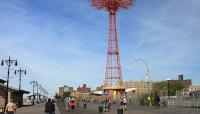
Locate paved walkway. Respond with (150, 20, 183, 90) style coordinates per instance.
(17, 103, 61, 114)
(56, 101, 98, 114)
(56, 101, 200, 114)
(16, 101, 200, 114)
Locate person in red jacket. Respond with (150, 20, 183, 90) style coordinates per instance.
(69, 100, 75, 111)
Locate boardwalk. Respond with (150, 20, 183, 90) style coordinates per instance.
(17, 103, 60, 114)
(56, 101, 98, 114)
(16, 101, 200, 114)
(56, 101, 200, 114)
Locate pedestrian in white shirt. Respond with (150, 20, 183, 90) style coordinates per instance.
(123, 96, 127, 110)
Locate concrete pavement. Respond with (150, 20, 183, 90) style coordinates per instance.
(56, 101, 200, 114)
(16, 101, 200, 114)
(56, 101, 98, 114)
(17, 102, 61, 114)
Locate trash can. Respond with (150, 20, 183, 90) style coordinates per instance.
(84, 103, 87, 108)
(99, 106, 103, 113)
(117, 108, 123, 114)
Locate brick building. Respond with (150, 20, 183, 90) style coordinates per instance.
(124, 80, 155, 95)
(59, 85, 73, 96)
(77, 84, 91, 93)
(59, 87, 64, 96)
(168, 74, 192, 88)
(96, 86, 103, 91)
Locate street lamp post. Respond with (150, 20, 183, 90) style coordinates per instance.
(39, 86, 43, 99)
(30, 81, 48, 103)
(134, 59, 150, 93)
(38, 84, 42, 102)
(30, 81, 37, 101)
(45, 90, 49, 98)
(14, 68, 26, 108)
(1, 56, 18, 110)
(134, 58, 151, 105)
(41, 87, 46, 100)
(35, 81, 39, 103)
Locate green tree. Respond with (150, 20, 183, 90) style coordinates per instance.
(152, 81, 183, 96)
(168, 82, 183, 96)
(63, 91, 71, 98)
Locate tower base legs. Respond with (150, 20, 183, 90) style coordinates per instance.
(103, 89, 125, 100)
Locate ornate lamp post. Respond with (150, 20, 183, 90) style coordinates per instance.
(14, 68, 26, 107)
(35, 81, 39, 103)
(30, 81, 37, 102)
(1, 56, 17, 110)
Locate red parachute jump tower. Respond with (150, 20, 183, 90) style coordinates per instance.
(90, 0, 135, 99)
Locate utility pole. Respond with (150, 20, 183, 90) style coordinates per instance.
(1, 56, 18, 110)
(14, 67, 26, 108)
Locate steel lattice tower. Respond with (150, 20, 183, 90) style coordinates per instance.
(90, 0, 135, 98)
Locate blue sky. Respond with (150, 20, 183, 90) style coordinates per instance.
(0, 0, 200, 95)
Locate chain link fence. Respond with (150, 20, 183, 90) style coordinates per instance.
(160, 91, 200, 108)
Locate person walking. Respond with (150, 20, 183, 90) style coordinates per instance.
(104, 97, 108, 112)
(155, 96, 160, 108)
(107, 97, 112, 112)
(5, 99, 16, 114)
(69, 100, 75, 112)
(64, 98, 70, 112)
(45, 98, 55, 114)
(123, 96, 127, 110)
(120, 97, 124, 109)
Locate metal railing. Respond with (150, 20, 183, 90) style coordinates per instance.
(168, 99, 200, 108)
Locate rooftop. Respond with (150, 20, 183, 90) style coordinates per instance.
(0, 79, 6, 84)
(0, 83, 30, 94)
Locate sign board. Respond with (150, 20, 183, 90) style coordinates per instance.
(182, 88, 189, 97)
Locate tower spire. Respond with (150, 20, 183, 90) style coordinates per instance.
(90, 0, 135, 99)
